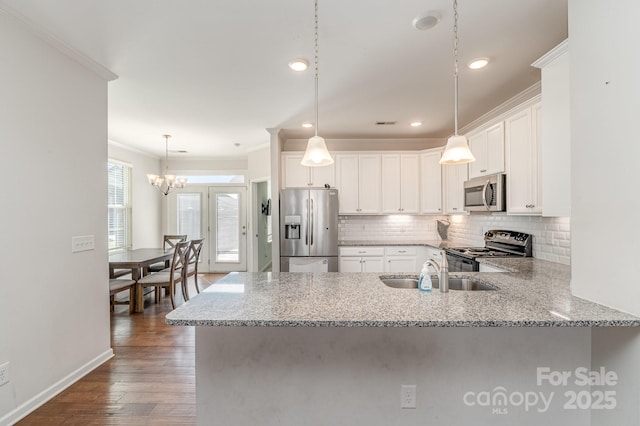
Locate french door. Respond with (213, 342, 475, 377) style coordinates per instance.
(167, 186, 247, 272)
(208, 187, 247, 272)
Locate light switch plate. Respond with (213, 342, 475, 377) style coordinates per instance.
(71, 235, 95, 252)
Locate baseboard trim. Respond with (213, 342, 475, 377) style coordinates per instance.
(0, 348, 114, 426)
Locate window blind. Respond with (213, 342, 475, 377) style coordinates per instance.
(108, 161, 132, 253)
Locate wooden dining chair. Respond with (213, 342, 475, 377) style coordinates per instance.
(137, 240, 190, 309)
(184, 238, 205, 296)
(147, 234, 187, 273)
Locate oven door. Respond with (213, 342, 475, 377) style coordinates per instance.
(445, 252, 478, 272)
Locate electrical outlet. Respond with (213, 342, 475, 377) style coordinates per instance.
(401, 385, 416, 409)
(0, 362, 10, 387)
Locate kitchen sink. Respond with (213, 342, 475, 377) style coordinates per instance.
(380, 277, 497, 291)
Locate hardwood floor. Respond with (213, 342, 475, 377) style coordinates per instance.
(17, 274, 226, 425)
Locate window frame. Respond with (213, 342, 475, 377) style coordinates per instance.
(108, 159, 132, 254)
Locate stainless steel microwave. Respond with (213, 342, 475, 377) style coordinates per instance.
(463, 174, 506, 212)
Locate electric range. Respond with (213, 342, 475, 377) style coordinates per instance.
(445, 230, 533, 272)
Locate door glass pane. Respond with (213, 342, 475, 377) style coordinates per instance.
(216, 193, 239, 262)
(177, 193, 201, 239)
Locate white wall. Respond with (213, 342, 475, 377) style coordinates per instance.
(0, 11, 112, 424)
(569, 0, 640, 315)
(108, 143, 163, 249)
(248, 146, 271, 180)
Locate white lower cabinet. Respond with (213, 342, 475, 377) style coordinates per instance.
(338, 247, 385, 272)
(384, 247, 417, 273)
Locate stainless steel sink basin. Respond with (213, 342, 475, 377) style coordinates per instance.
(380, 277, 497, 291)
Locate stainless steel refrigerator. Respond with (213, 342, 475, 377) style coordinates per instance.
(280, 188, 339, 272)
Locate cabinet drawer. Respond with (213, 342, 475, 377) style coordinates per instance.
(384, 246, 417, 256)
(339, 246, 384, 257)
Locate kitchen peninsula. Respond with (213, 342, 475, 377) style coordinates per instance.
(167, 261, 640, 425)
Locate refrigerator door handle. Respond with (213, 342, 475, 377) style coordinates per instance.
(310, 198, 314, 246)
(305, 198, 309, 245)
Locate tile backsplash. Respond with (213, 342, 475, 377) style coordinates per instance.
(339, 214, 571, 265)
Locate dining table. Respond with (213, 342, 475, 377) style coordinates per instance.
(109, 248, 173, 312)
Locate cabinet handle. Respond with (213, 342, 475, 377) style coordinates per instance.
(452, 208, 458, 211)
(398, 250, 406, 253)
(480, 169, 487, 173)
(308, 183, 312, 186)
(358, 251, 366, 254)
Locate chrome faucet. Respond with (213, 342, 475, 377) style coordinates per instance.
(422, 250, 449, 293)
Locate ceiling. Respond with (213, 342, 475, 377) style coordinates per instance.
(2, 0, 567, 158)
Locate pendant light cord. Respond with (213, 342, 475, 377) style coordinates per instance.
(453, 0, 459, 136)
(314, 0, 319, 138)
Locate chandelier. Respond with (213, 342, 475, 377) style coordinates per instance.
(146, 134, 187, 195)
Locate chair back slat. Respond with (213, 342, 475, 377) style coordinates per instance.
(170, 240, 190, 275)
(164, 234, 187, 250)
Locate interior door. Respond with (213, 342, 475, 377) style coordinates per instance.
(208, 187, 247, 272)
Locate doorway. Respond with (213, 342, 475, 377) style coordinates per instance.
(167, 185, 247, 273)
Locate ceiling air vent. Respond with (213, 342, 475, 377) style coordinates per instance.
(375, 121, 397, 126)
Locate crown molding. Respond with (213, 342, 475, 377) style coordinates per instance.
(459, 82, 541, 135)
(0, 3, 118, 81)
(532, 39, 569, 69)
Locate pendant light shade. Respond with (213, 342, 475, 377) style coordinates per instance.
(301, 135, 333, 166)
(301, 0, 334, 168)
(440, 135, 475, 164)
(440, 0, 475, 166)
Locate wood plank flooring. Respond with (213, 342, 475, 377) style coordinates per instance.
(17, 274, 226, 426)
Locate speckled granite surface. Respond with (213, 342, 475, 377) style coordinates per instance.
(339, 240, 470, 248)
(166, 258, 640, 328)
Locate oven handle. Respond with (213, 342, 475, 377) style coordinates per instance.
(482, 180, 490, 211)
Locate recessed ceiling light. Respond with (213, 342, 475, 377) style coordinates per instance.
(412, 12, 440, 31)
(410, 121, 423, 127)
(288, 59, 309, 71)
(468, 58, 489, 69)
(302, 122, 314, 128)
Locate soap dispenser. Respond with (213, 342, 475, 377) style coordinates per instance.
(418, 263, 432, 292)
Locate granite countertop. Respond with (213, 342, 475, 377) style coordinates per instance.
(339, 240, 470, 249)
(166, 258, 640, 328)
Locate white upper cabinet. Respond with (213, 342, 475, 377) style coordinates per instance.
(381, 154, 420, 214)
(443, 162, 468, 214)
(467, 122, 505, 179)
(533, 40, 571, 217)
(420, 148, 443, 214)
(282, 153, 335, 188)
(335, 153, 381, 214)
(505, 101, 542, 215)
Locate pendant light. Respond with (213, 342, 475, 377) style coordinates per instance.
(440, 0, 475, 165)
(301, 0, 334, 167)
(146, 134, 187, 195)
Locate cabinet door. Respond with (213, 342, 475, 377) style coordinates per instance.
(420, 150, 443, 214)
(283, 154, 310, 188)
(381, 155, 401, 213)
(339, 257, 364, 272)
(467, 131, 487, 179)
(444, 163, 467, 214)
(506, 107, 540, 214)
(311, 162, 336, 188)
(485, 122, 505, 175)
(335, 154, 360, 214)
(400, 155, 420, 213)
(385, 256, 417, 273)
(362, 257, 385, 272)
(358, 154, 381, 214)
(531, 102, 542, 214)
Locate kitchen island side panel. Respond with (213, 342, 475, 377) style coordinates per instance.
(195, 327, 591, 426)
